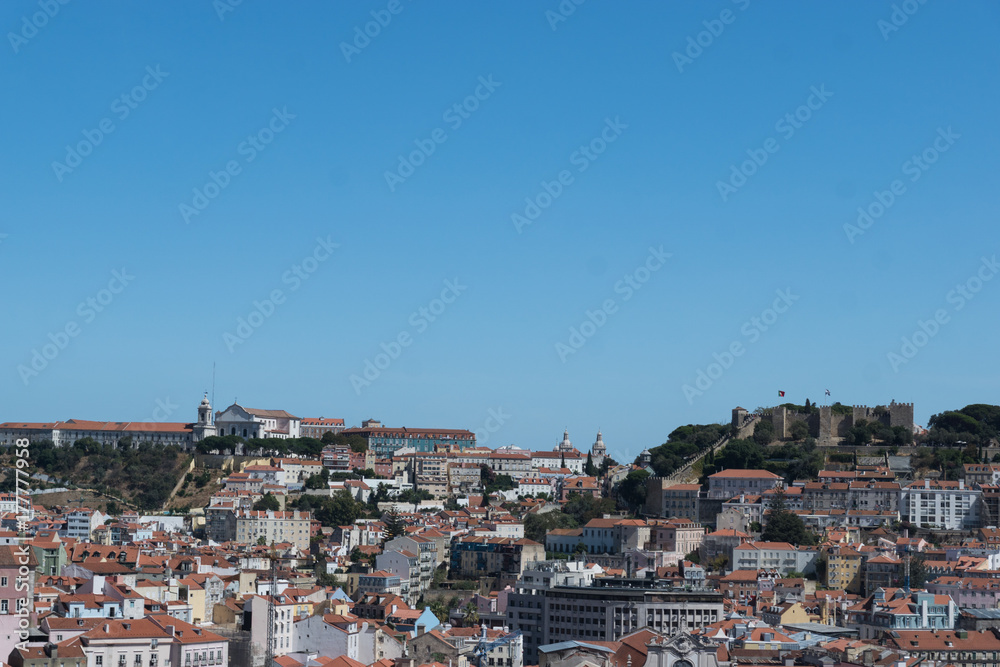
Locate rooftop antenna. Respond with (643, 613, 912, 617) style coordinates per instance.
(211, 362, 216, 422)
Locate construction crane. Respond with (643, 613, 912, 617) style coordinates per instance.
(472, 625, 521, 667)
(266, 542, 279, 664)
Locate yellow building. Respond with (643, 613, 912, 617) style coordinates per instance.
(827, 546, 863, 593)
(761, 600, 810, 627)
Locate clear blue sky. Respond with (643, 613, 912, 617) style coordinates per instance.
(3, 1, 999, 463)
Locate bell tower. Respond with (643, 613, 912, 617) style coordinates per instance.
(193, 392, 217, 442)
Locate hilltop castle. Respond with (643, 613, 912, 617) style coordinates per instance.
(733, 400, 914, 444)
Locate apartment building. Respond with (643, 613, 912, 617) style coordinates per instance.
(801, 482, 850, 512)
(234, 510, 312, 551)
(509, 577, 723, 664)
(731, 541, 818, 576)
(450, 537, 544, 582)
(884, 629, 1000, 667)
(644, 482, 700, 521)
(341, 421, 475, 458)
(964, 463, 1000, 487)
(321, 444, 352, 472)
(862, 554, 902, 595)
(651, 518, 704, 556)
(707, 470, 782, 499)
(849, 481, 901, 512)
(902, 479, 982, 530)
(300, 417, 345, 439)
(827, 546, 864, 594)
(848, 588, 958, 640)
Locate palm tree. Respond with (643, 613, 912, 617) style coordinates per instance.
(462, 601, 479, 626)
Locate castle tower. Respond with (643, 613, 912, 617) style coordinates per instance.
(591, 430, 607, 468)
(639, 448, 652, 468)
(193, 392, 218, 442)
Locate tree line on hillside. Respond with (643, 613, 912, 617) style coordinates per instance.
(195, 431, 369, 457)
(27, 438, 185, 510)
(642, 423, 730, 477)
(921, 404, 1000, 447)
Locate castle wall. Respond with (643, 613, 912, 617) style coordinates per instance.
(752, 402, 913, 444)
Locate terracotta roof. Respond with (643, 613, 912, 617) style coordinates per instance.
(710, 469, 782, 479)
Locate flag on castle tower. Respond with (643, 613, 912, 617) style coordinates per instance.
(778, 390, 785, 397)
(825, 389, 831, 396)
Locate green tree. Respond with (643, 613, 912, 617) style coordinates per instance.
(708, 554, 728, 572)
(382, 507, 407, 542)
(429, 599, 450, 623)
(485, 474, 515, 496)
(461, 602, 479, 625)
(563, 493, 615, 525)
(524, 511, 578, 542)
(396, 488, 433, 504)
(585, 452, 597, 476)
(761, 489, 817, 545)
(716, 439, 765, 470)
(790, 420, 810, 441)
(304, 469, 330, 489)
(617, 470, 650, 514)
(753, 420, 775, 446)
(256, 535, 268, 546)
(323, 432, 370, 453)
(684, 550, 700, 564)
(253, 493, 280, 511)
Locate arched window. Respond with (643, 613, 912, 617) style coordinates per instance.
(243, 429, 248, 438)
(231, 427, 236, 436)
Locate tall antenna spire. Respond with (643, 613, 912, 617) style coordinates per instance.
(211, 361, 216, 422)
(904, 545, 911, 591)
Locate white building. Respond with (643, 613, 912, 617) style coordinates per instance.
(517, 477, 555, 498)
(247, 594, 298, 663)
(215, 403, 301, 440)
(902, 479, 982, 530)
(731, 541, 819, 576)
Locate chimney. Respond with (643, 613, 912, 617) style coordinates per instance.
(166, 625, 175, 636)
